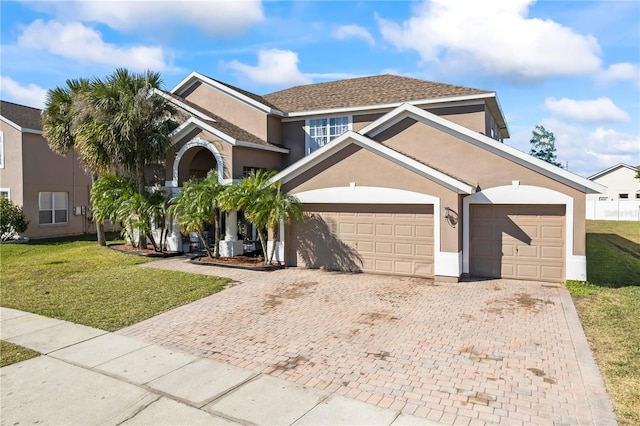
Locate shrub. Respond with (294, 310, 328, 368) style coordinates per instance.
(0, 197, 29, 241)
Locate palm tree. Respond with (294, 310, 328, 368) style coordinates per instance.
(168, 170, 226, 258)
(42, 78, 111, 245)
(42, 68, 177, 247)
(222, 170, 302, 265)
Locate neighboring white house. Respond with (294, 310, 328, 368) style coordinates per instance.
(586, 163, 640, 221)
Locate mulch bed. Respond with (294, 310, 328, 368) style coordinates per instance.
(190, 255, 285, 271)
(108, 243, 183, 258)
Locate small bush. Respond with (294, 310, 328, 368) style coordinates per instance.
(0, 197, 29, 241)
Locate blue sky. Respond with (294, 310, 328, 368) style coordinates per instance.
(1, 0, 638, 177)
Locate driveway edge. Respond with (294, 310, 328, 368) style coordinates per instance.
(558, 287, 618, 426)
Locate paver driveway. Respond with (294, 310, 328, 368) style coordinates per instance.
(118, 258, 616, 425)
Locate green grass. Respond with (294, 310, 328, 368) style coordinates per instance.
(0, 341, 40, 367)
(568, 220, 640, 425)
(0, 238, 228, 332)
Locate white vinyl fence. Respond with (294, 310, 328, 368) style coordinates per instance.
(586, 200, 640, 221)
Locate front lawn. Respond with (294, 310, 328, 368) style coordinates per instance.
(0, 238, 228, 332)
(568, 220, 640, 426)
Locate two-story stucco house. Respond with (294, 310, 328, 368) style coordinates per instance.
(586, 163, 639, 201)
(0, 100, 94, 239)
(157, 72, 603, 283)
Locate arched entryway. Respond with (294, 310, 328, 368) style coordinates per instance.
(172, 138, 224, 186)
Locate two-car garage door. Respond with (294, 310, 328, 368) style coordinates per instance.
(288, 204, 434, 277)
(470, 205, 565, 282)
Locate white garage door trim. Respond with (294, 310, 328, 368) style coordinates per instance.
(290, 186, 460, 278)
(462, 184, 586, 281)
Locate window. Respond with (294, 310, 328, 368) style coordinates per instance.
(307, 116, 351, 154)
(243, 166, 266, 178)
(0, 130, 4, 168)
(39, 192, 68, 224)
(598, 197, 608, 201)
(0, 189, 9, 199)
(636, 193, 640, 199)
(619, 193, 629, 199)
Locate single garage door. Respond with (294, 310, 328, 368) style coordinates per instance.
(470, 205, 565, 282)
(288, 204, 434, 277)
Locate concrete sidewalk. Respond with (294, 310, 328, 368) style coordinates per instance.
(0, 307, 438, 425)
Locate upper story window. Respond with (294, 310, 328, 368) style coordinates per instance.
(306, 116, 351, 155)
(619, 193, 629, 199)
(0, 189, 9, 199)
(39, 191, 68, 225)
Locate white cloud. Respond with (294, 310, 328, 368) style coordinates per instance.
(596, 62, 640, 87)
(26, 0, 264, 36)
(545, 97, 630, 123)
(226, 49, 311, 86)
(0, 77, 47, 109)
(333, 24, 375, 47)
(377, 0, 602, 79)
(539, 118, 639, 177)
(17, 20, 167, 71)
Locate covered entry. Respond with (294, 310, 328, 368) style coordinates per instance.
(469, 204, 565, 282)
(288, 204, 434, 277)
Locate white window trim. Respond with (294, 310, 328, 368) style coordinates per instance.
(39, 191, 69, 225)
(0, 188, 10, 199)
(304, 115, 352, 156)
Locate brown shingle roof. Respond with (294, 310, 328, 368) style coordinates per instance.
(0, 100, 42, 131)
(162, 91, 283, 148)
(262, 74, 490, 113)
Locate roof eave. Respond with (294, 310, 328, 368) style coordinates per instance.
(270, 131, 474, 194)
(171, 72, 284, 116)
(362, 103, 603, 194)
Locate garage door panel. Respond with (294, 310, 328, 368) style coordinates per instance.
(470, 204, 565, 282)
(541, 226, 563, 238)
(415, 225, 433, 238)
(290, 204, 434, 277)
(394, 224, 413, 237)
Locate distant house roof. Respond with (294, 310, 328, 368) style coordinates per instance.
(588, 163, 639, 180)
(262, 74, 491, 113)
(0, 100, 43, 133)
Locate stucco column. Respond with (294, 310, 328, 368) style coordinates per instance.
(220, 210, 243, 256)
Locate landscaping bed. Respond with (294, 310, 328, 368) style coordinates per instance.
(108, 243, 182, 258)
(190, 254, 285, 271)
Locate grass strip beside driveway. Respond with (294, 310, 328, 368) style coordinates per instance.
(567, 220, 640, 426)
(0, 240, 228, 331)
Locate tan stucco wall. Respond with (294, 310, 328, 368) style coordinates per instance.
(281, 120, 306, 165)
(182, 81, 268, 141)
(0, 123, 25, 206)
(20, 133, 93, 239)
(282, 144, 461, 253)
(376, 118, 586, 255)
(231, 147, 285, 179)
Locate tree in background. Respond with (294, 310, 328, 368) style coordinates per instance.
(529, 125, 563, 168)
(0, 198, 29, 241)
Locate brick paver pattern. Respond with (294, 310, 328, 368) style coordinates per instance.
(119, 259, 598, 425)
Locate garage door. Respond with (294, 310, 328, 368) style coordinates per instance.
(288, 204, 434, 277)
(470, 205, 565, 282)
